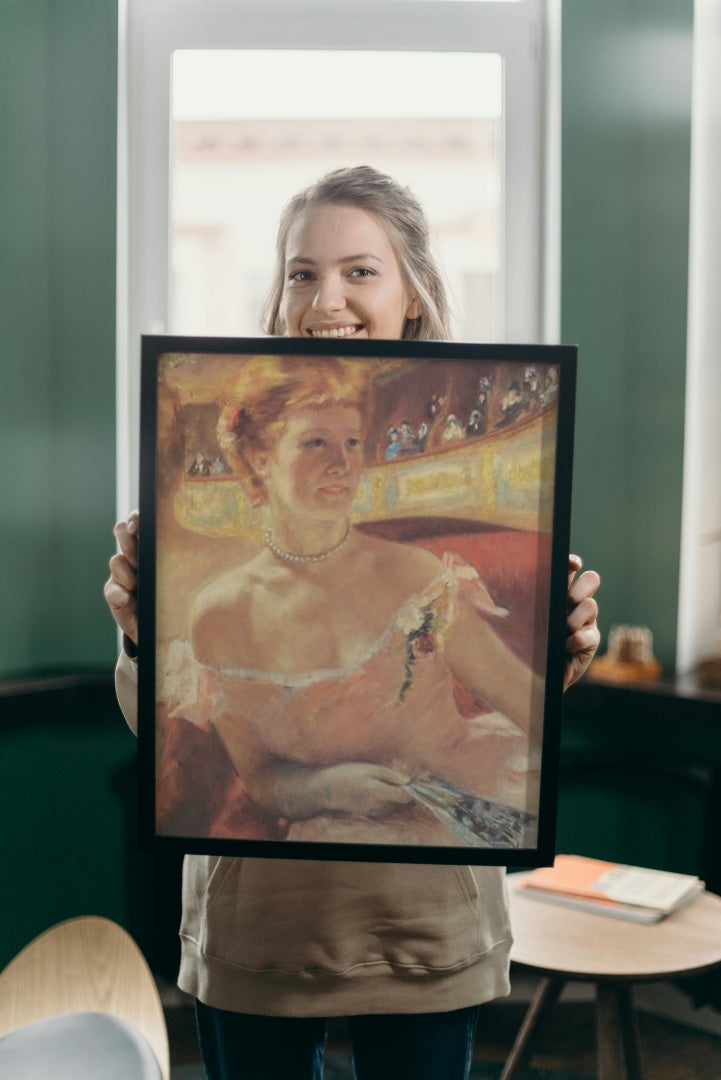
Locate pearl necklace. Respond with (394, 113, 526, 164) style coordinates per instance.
(264, 521, 352, 564)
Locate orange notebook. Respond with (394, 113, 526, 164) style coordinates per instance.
(516, 854, 704, 923)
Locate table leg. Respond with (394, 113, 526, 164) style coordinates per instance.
(499, 976, 565, 1080)
(596, 982, 643, 1080)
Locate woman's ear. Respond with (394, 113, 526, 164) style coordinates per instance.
(247, 449, 271, 479)
(406, 296, 423, 320)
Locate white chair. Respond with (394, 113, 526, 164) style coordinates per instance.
(0, 915, 170, 1079)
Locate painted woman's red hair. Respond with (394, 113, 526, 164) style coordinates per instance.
(217, 354, 372, 506)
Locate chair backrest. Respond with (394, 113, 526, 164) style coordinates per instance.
(0, 915, 170, 1080)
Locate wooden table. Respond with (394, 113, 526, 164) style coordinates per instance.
(502, 874, 721, 1080)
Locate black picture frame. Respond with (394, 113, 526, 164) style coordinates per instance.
(138, 336, 576, 865)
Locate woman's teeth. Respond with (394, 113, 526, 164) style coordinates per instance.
(310, 325, 360, 338)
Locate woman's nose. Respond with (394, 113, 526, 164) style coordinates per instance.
(312, 274, 345, 314)
(326, 442, 349, 472)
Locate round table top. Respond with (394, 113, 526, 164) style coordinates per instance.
(508, 872, 721, 981)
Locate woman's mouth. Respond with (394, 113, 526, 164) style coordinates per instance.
(307, 324, 364, 339)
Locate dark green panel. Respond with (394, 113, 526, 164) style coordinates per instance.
(47, 0, 119, 666)
(0, 0, 119, 674)
(562, 0, 693, 668)
(559, 682, 721, 889)
(0, 688, 131, 967)
(556, 770, 708, 877)
(0, 683, 184, 975)
(0, 2, 56, 669)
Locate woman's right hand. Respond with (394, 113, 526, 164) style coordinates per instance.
(314, 763, 413, 818)
(103, 510, 139, 646)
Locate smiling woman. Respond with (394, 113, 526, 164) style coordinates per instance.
(262, 166, 451, 341)
(281, 205, 422, 340)
(108, 155, 598, 1080)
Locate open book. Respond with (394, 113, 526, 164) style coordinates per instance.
(515, 854, 705, 923)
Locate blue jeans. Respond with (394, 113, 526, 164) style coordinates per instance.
(195, 1000, 481, 1080)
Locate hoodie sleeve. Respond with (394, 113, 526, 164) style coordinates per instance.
(115, 644, 139, 736)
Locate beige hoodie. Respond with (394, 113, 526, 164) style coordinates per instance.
(116, 650, 512, 1016)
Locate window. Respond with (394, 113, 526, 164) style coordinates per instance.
(117, 0, 557, 508)
(169, 49, 503, 340)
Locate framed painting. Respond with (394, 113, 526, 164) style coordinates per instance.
(137, 336, 576, 865)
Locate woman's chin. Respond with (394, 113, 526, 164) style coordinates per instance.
(310, 510, 354, 530)
(316, 493, 353, 509)
(313, 488, 359, 513)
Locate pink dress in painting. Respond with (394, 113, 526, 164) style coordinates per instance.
(157, 554, 540, 849)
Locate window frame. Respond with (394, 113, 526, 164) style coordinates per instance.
(117, 0, 558, 510)
(676, 0, 721, 674)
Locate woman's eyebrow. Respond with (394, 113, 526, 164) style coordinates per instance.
(338, 253, 384, 265)
(300, 424, 362, 434)
(286, 253, 384, 266)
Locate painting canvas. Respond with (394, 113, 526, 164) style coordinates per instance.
(138, 336, 576, 865)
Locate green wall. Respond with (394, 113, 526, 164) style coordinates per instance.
(0, 0, 118, 676)
(0, 0, 126, 965)
(562, 0, 693, 669)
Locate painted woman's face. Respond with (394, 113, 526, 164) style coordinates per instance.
(253, 404, 364, 523)
(281, 203, 421, 341)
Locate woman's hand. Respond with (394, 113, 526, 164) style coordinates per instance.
(266, 761, 414, 820)
(317, 763, 414, 818)
(565, 554, 601, 690)
(103, 510, 139, 646)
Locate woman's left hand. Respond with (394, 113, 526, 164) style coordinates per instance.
(564, 554, 601, 691)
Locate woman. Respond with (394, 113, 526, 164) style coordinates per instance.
(177, 351, 541, 849)
(106, 166, 600, 1080)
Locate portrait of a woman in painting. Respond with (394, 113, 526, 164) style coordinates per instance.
(153, 347, 561, 853)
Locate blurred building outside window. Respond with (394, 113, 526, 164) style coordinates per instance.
(170, 49, 503, 341)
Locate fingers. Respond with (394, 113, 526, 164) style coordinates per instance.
(366, 777, 414, 811)
(564, 557, 601, 688)
(113, 510, 139, 568)
(566, 590, 599, 636)
(367, 765, 412, 787)
(108, 550, 137, 591)
(567, 553, 583, 586)
(103, 577, 139, 643)
(565, 623, 601, 659)
(567, 560, 600, 640)
(103, 576, 135, 619)
(104, 511, 140, 645)
(568, 567, 601, 608)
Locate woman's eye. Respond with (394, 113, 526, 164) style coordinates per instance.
(349, 267, 375, 279)
(303, 438, 326, 449)
(346, 438, 361, 450)
(288, 270, 313, 283)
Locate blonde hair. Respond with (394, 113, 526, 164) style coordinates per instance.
(217, 354, 372, 506)
(262, 166, 454, 341)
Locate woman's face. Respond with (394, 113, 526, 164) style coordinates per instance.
(253, 404, 364, 523)
(281, 203, 421, 341)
